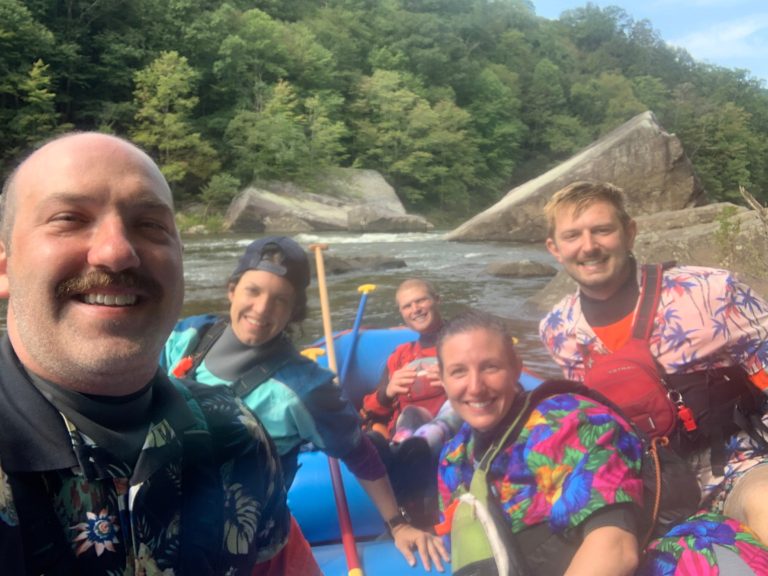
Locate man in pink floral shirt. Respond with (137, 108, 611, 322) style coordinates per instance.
(539, 180, 768, 545)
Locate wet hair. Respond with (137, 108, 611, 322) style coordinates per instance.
(543, 181, 633, 238)
(436, 309, 517, 370)
(396, 278, 439, 301)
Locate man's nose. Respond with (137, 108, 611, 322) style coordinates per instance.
(88, 218, 140, 271)
(582, 232, 598, 252)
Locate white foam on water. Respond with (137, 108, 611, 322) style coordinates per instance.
(294, 232, 446, 245)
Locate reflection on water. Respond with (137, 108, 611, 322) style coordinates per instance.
(0, 231, 563, 378)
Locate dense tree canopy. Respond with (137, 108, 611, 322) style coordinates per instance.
(2, 0, 768, 217)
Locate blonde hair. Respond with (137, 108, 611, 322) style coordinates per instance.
(544, 181, 632, 237)
(396, 278, 438, 301)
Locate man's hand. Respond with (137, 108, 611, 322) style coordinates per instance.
(386, 366, 418, 399)
(391, 524, 449, 572)
(422, 363, 443, 387)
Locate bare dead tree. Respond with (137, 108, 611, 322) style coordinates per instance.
(739, 185, 768, 228)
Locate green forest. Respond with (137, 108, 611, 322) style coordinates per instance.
(2, 0, 768, 220)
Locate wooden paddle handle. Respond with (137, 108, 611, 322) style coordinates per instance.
(309, 243, 338, 374)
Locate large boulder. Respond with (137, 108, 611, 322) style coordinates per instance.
(529, 203, 768, 311)
(225, 187, 347, 233)
(318, 254, 407, 275)
(224, 168, 421, 233)
(347, 205, 433, 232)
(447, 111, 704, 242)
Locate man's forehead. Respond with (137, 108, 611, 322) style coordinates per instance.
(37, 189, 173, 212)
(14, 135, 172, 206)
(397, 286, 430, 304)
(554, 199, 619, 224)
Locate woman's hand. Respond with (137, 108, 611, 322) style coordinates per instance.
(391, 524, 449, 572)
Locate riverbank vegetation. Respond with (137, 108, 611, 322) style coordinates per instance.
(2, 0, 767, 220)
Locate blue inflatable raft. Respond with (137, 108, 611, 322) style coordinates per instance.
(290, 327, 542, 575)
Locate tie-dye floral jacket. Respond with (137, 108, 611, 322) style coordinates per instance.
(437, 389, 768, 574)
(0, 337, 289, 576)
(437, 392, 644, 541)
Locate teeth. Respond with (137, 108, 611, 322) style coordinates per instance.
(468, 401, 491, 409)
(82, 293, 137, 306)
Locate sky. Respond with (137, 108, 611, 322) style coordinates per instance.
(532, 0, 768, 85)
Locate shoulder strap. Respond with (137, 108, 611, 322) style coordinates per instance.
(476, 395, 533, 474)
(632, 264, 663, 341)
(173, 319, 228, 378)
(230, 339, 307, 399)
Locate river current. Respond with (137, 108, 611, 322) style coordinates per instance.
(181, 231, 563, 378)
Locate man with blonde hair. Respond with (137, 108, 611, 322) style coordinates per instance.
(540, 179, 768, 544)
(361, 278, 447, 441)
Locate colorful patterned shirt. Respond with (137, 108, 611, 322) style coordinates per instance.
(539, 264, 768, 381)
(436, 389, 768, 573)
(539, 264, 768, 506)
(437, 392, 644, 537)
(0, 335, 289, 575)
(641, 512, 768, 575)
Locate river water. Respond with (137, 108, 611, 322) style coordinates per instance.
(181, 231, 563, 378)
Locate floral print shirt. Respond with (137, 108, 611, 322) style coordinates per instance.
(0, 343, 289, 576)
(435, 388, 768, 574)
(641, 512, 768, 575)
(437, 392, 644, 537)
(539, 264, 768, 505)
(539, 265, 768, 381)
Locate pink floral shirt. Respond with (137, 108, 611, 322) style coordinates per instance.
(539, 265, 768, 382)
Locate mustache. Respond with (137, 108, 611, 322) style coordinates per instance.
(56, 270, 161, 300)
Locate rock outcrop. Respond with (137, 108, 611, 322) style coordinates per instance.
(529, 203, 768, 310)
(347, 205, 433, 232)
(225, 168, 431, 233)
(317, 254, 407, 276)
(447, 111, 704, 242)
(485, 259, 558, 278)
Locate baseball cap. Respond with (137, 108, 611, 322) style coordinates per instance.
(231, 236, 311, 291)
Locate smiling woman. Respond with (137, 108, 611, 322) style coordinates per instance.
(438, 320, 523, 433)
(436, 309, 644, 576)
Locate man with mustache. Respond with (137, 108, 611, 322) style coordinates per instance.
(163, 238, 448, 572)
(539, 180, 768, 545)
(0, 132, 294, 575)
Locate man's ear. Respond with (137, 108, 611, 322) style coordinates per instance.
(545, 237, 563, 263)
(0, 241, 9, 298)
(626, 219, 638, 250)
